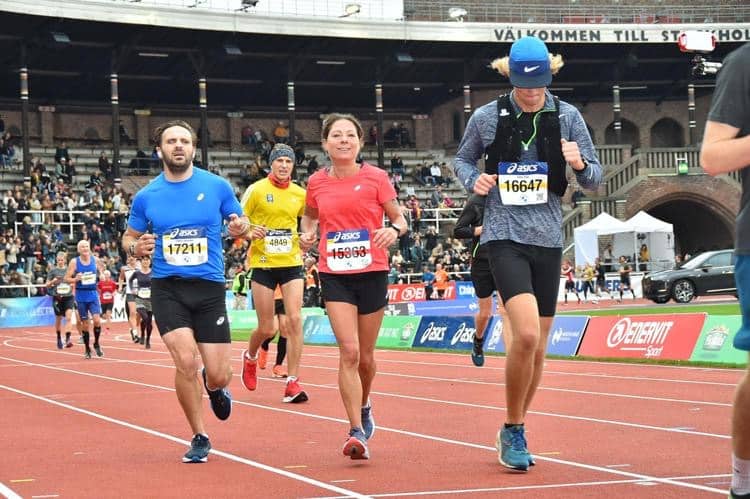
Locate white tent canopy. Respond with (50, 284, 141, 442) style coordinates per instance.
(573, 212, 631, 266)
(613, 211, 675, 272)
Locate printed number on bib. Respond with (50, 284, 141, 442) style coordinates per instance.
(56, 283, 71, 295)
(497, 162, 548, 206)
(163, 227, 208, 266)
(80, 272, 97, 286)
(137, 288, 151, 299)
(265, 229, 293, 254)
(326, 229, 372, 272)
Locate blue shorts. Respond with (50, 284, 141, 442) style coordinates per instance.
(77, 298, 102, 321)
(734, 254, 750, 350)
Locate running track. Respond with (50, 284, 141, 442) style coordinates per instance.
(0, 324, 738, 498)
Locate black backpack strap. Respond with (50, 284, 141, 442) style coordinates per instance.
(484, 94, 520, 175)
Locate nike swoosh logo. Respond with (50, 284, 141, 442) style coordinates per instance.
(523, 65, 540, 73)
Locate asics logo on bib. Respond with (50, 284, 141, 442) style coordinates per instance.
(506, 163, 538, 174)
(169, 228, 200, 238)
(332, 231, 361, 242)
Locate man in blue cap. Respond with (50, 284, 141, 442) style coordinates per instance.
(453, 36, 602, 471)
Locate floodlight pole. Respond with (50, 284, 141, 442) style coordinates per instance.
(199, 77, 209, 168)
(375, 64, 384, 168)
(111, 69, 121, 185)
(612, 84, 622, 144)
(19, 44, 31, 185)
(687, 83, 696, 145)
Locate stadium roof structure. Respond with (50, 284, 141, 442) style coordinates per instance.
(0, 4, 746, 114)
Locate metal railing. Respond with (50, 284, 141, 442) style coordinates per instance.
(0, 284, 46, 298)
(14, 209, 124, 241)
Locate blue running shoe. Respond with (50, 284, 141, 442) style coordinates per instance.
(361, 402, 375, 440)
(202, 368, 232, 421)
(342, 428, 370, 460)
(496, 426, 529, 471)
(471, 335, 485, 367)
(734, 327, 750, 351)
(730, 489, 750, 498)
(182, 434, 211, 463)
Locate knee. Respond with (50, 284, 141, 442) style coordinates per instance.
(339, 344, 360, 368)
(285, 312, 302, 333)
(204, 364, 232, 389)
(174, 352, 200, 377)
(359, 351, 376, 373)
(510, 330, 539, 354)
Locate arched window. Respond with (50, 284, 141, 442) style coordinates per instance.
(650, 117, 684, 147)
(604, 118, 640, 149)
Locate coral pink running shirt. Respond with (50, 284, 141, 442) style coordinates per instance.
(306, 163, 397, 274)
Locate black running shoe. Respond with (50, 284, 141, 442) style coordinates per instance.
(94, 344, 103, 357)
(202, 368, 232, 421)
(84, 350, 92, 359)
(471, 335, 485, 367)
(182, 434, 211, 463)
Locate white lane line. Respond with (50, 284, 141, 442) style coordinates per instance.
(308, 473, 731, 498)
(0, 482, 22, 499)
(12, 335, 731, 409)
(0, 354, 729, 496)
(0, 383, 369, 499)
(0, 341, 731, 439)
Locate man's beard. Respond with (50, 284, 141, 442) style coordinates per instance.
(164, 155, 191, 174)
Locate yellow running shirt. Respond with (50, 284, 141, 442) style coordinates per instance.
(240, 178, 306, 268)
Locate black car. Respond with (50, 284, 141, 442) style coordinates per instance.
(641, 249, 736, 303)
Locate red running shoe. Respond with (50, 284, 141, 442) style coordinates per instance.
(241, 350, 257, 391)
(282, 377, 308, 403)
(342, 428, 369, 460)
(258, 348, 268, 370)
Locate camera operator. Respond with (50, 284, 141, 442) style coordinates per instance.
(700, 41, 750, 499)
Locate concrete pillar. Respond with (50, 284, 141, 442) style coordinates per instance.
(39, 106, 55, 147)
(414, 114, 432, 150)
(228, 113, 243, 150)
(134, 109, 151, 151)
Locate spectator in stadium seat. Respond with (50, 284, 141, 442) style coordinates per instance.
(419, 163, 435, 186)
(453, 36, 602, 471)
(98, 151, 112, 180)
(699, 41, 750, 499)
(390, 154, 405, 176)
(368, 124, 378, 145)
(273, 121, 290, 144)
(119, 120, 131, 145)
(54, 141, 70, 168)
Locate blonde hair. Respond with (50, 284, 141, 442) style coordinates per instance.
(490, 53, 565, 79)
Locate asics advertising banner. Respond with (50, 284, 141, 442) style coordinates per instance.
(578, 313, 706, 360)
(483, 315, 507, 353)
(411, 316, 477, 350)
(690, 315, 747, 364)
(376, 316, 422, 348)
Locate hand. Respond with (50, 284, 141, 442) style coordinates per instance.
(473, 173, 497, 195)
(372, 227, 398, 249)
(248, 224, 267, 241)
(299, 232, 316, 251)
(561, 139, 585, 171)
(136, 233, 156, 256)
(227, 213, 251, 238)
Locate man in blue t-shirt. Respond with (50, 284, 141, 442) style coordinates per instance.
(421, 265, 435, 300)
(122, 120, 251, 464)
(700, 43, 750, 499)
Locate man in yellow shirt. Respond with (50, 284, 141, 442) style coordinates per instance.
(239, 143, 308, 403)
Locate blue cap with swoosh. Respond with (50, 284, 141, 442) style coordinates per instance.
(508, 36, 552, 89)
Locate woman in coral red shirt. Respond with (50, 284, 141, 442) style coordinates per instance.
(301, 113, 407, 461)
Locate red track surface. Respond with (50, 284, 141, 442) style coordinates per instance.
(0, 322, 739, 498)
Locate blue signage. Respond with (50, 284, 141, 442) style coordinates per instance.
(0, 297, 56, 328)
(302, 315, 337, 345)
(455, 281, 476, 298)
(412, 298, 478, 317)
(411, 316, 477, 350)
(546, 315, 588, 356)
(483, 315, 507, 353)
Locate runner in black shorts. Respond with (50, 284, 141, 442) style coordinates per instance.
(618, 256, 636, 301)
(46, 252, 76, 349)
(122, 120, 250, 463)
(454, 194, 513, 367)
(300, 113, 409, 460)
(454, 36, 602, 471)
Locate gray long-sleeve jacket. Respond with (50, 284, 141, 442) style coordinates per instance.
(453, 90, 602, 248)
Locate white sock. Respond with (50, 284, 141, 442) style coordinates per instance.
(287, 375, 297, 383)
(733, 454, 750, 494)
(362, 399, 371, 409)
(245, 351, 257, 361)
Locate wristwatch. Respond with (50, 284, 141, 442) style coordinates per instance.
(389, 224, 403, 237)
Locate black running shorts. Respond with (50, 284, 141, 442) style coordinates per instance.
(470, 256, 495, 299)
(53, 296, 76, 316)
(250, 266, 303, 290)
(485, 240, 562, 318)
(319, 271, 388, 315)
(150, 277, 230, 343)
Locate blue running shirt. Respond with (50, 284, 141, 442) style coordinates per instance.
(128, 168, 242, 282)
